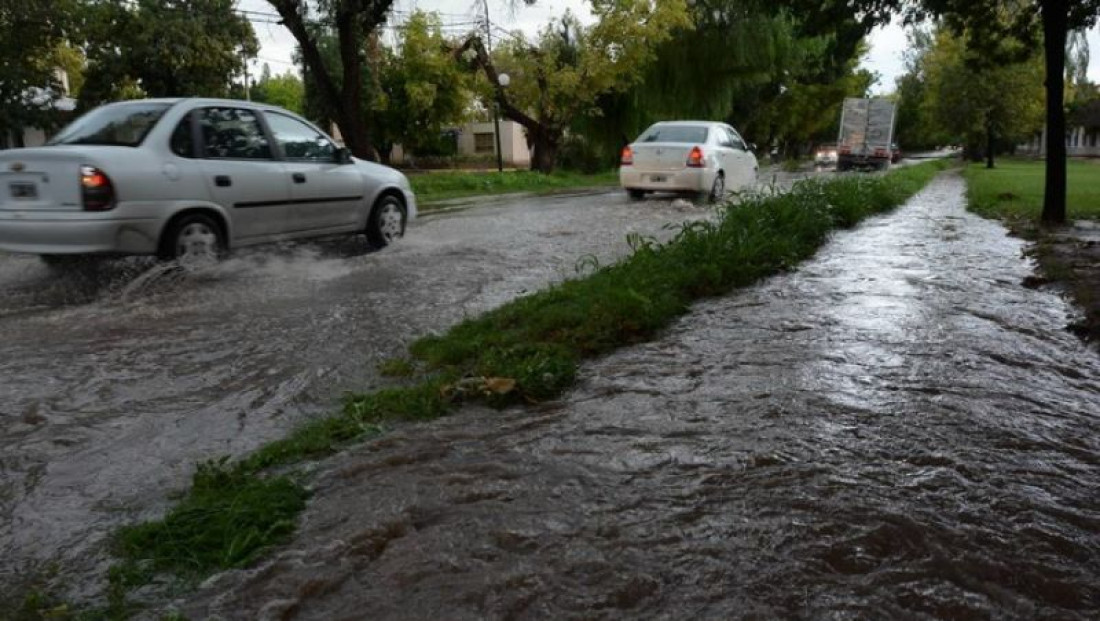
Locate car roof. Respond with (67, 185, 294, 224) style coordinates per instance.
(650, 120, 725, 127)
(100, 97, 295, 113)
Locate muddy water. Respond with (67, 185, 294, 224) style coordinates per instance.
(176, 174, 1100, 620)
(0, 189, 725, 603)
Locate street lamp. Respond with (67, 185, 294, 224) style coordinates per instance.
(494, 73, 510, 173)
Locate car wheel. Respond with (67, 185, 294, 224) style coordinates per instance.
(366, 194, 406, 249)
(708, 172, 725, 203)
(160, 213, 225, 262)
(627, 189, 646, 201)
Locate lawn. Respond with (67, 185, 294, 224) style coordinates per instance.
(408, 169, 619, 207)
(964, 158, 1100, 221)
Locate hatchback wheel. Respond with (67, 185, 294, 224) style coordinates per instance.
(160, 214, 225, 262)
(627, 189, 647, 201)
(366, 195, 406, 249)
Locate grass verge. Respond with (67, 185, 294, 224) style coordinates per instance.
(409, 169, 618, 207)
(963, 158, 1100, 342)
(96, 160, 946, 618)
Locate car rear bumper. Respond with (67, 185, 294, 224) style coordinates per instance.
(620, 167, 710, 193)
(0, 211, 161, 255)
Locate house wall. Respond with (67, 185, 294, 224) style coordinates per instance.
(388, 120, 531, 168)
(1018, 125, 1100, 157)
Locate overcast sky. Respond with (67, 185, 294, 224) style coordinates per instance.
(237, 0, 1099, 95)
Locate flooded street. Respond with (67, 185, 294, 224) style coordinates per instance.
(175, 173, 1100, 619)
(0, 188, 724, 603)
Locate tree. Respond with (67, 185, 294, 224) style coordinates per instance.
(459, 1, 691, 172)
(785, 0, 1100, 223)
(372, 12, 472, 160)
(267, 0, 395, 160)
(0, 0, 75, 144)
(921, 27, 1044, 168)
(80, 0, 257, 105)
(251, 64, 306, 114)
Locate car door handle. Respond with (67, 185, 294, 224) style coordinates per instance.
(214, 175, 232, 187)
(292, 172, 307, 184)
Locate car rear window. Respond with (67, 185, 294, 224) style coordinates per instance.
(639, 125, 709, 144)
(48, 102, 172, 147)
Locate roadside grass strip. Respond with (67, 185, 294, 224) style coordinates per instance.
(410, 169, 619, 206)
(105, 161, 946, 614)
(963, 158, 1100, 224)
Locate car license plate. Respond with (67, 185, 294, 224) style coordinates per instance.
(9, 182, 37, 199)
(649, 174, 666, 183)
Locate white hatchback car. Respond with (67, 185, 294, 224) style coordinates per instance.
(0, 98, 416, 264)
(619, 121, 758, 202)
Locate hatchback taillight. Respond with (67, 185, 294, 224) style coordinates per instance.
(81, 166, 115, 211)
(620, 146, 633, 166)
(686, 146, 705, 168)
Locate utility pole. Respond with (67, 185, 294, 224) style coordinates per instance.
(242, 50, 251, 101)
(482, 0, 504, 172)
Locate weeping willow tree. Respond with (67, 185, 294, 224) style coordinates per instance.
(572, 0, 872, 164)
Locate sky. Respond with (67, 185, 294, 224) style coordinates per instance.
(237, 0, 1100, 95)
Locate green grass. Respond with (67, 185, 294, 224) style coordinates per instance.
(963, 158, 1100, 223)
(103, 160, 945, 617)
(409, 169, 618, 207)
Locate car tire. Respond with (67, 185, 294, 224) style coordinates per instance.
(627, 189, 647, 201)
(707, 172, 725, 204)
(159, 213, 226, 262)
(366, 193, 406, 249)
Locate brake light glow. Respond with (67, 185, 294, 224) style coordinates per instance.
(620, 145, 633, 166)
(80, 165, 116, 211)
(686, 146, 705, 168)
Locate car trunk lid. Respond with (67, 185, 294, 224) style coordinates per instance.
(0, 148, 91, 212)
(630, 143, 697, 173)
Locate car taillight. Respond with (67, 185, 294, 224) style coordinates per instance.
(686, 146, 705, 168)
(839, 145, 851, 154)
(81, 165, 115, 211)
(874, 148, 887, 157)
(620, 146, 633, 166)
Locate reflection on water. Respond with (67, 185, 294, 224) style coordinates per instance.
(177, 174, 1100, 620)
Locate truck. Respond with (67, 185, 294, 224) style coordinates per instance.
(836, 97, 897, 171)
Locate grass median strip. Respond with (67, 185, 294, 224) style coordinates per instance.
(104, 161, 946, 616)
(410, 169, 618, 207)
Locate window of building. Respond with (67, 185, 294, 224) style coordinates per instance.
(474, 132, 495, 154)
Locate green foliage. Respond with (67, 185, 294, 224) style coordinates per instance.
(250, 64, 305, 114)
(904, 27, 1044, 160)
(0, 0, 75, 139)
(580, 3, 874, 159)
(375, 12, 472, 156)
(80, 0, 258, 105)
(114, 457, 307, 578)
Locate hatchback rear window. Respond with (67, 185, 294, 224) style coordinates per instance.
(48, 102, 172, 147)
(639, 125, 709, 144)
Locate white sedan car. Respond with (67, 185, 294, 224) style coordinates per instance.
(0, 98, 416, 264)
(619, 121, 758, 202)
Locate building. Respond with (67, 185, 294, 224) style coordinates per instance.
(1018, 99, 1100, 158)
(389, 119, 531, 168)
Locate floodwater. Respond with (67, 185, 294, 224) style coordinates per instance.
(173, 173, 1100, 620)
(0, 188, 721, 604)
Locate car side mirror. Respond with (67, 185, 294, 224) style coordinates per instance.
(750, 143, 757, 152)
(334, 147, 352, 165)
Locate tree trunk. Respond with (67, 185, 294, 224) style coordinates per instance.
(528, 126, 559, 174)
(986, 118, 995, 169)
(1041, 0, 1068, 224)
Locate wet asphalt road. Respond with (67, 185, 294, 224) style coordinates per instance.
(0, 183, 753, 603)
(173, 173, 1100, 619)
